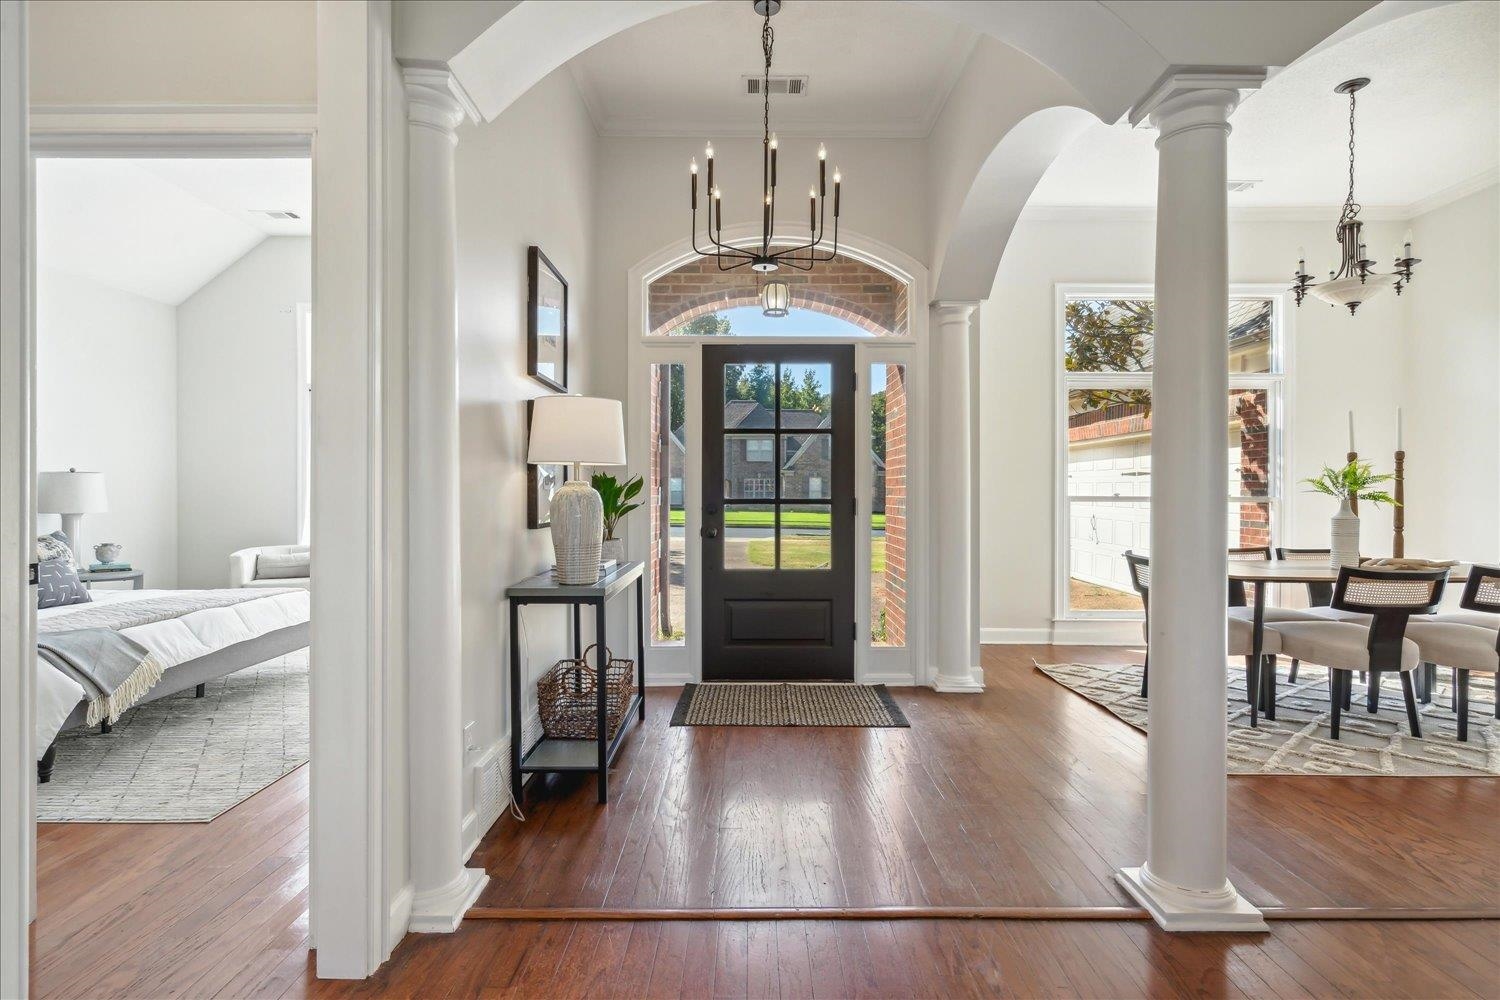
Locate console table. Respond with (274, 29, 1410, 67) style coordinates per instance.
(506, 561, 645, 805)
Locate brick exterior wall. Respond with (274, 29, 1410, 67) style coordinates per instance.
(880, 365, 908, 647)
(648, 253, 909, 337)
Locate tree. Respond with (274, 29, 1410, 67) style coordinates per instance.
(677, 312, 732, 337)
(1064, 298, 1153, 413)
(870, 391, 887, 461)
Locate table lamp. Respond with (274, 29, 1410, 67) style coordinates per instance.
(527, 395, 626, 584)
(38, 468, 109, 565)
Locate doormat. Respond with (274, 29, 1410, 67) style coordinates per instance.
(670, 682, 910, 728)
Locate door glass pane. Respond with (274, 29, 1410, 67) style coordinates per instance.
(778, 363, 832, 427)
(648, 363, 686, 645)
(724, 503, 773, 570)
(1066, 388, 1153, 497)
(778, 504, 831, 570)
(724, 362, 776, 428)
(723, 434, 776, 499)
(871, 363, 906, 647)
(1066, 498, 1147, 613)
(780, 433, 831, 499)
(1228, 388, 1270, 498)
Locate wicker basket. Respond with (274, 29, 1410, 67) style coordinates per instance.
(537, 644, 634, 740)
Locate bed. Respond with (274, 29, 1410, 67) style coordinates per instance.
(35, 587, 310, 780)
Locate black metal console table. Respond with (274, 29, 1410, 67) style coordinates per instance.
(506, 561, 645, 804)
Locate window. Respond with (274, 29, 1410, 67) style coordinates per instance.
(870, 363, 907, 646)
(745, 438, 773, 463)
(646, 250, 909, 338)
(648, 362, 687, 644)
(1060, 291, 1284, 617)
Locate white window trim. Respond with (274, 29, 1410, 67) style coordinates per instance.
(295, 301, 312, 546)
(1052, 283, 1296, 622)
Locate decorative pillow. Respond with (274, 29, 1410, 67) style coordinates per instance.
(37, 558, 91, 610)
(36, 531, 74, 568)
(256, 549, 311, 579)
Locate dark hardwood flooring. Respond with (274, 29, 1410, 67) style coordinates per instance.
(30, 646, 1499, 999)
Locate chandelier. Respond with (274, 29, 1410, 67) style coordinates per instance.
(688, 0, 842, 274)
(1291, 78, 1420, 315)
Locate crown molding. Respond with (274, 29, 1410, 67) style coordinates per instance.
(1404, 167, 1499, 218)
(593, 118, 935, 139)
(29, 103, 317, 137)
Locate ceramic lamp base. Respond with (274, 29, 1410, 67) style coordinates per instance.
(551, 480, 603, 584)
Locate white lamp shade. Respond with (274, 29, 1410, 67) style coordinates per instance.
(38, 470, 108, 514)
(1309, 273, 1397, 311)
(527, 395, 627, 467)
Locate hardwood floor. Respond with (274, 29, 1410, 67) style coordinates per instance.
(30, 646, 1499, 999)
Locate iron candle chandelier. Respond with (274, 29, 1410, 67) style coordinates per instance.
(1291, 78, 1420, 315)
(688, 0, 842, 274)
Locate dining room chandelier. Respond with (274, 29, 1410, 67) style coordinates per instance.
(687, 0, 842, 274)
(1291, 78, 1420, 315)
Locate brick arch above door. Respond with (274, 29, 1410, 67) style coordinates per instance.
(647, 252, 909, 337)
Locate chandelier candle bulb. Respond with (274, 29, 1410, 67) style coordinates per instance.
(690, 157, 697, 208)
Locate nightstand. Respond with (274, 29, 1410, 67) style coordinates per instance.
(77, 569, 144, 590)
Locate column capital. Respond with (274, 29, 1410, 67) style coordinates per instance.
(1128, 68, 1265, 141)
(930, 300, 979, 325)
(401, 60, 480, 139)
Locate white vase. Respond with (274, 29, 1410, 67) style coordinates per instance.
(601, 537, 625, 566)
(551, 479, 603, 584)
(1329, 497, 1360, 568)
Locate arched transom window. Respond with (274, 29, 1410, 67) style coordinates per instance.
(647, 250, 909, 337)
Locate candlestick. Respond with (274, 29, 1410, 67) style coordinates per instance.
(809, 188, 816, 231)
(1393, 449, 1405, 558)
(833, 168, 841, 217)
(690, 157, 697, 209)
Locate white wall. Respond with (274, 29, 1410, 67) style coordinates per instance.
(979, 210, 1417, 638)
(176, 236, 311, 587)
(1400, 185, 1500, 565)
(455, 65, 599, 826)
(35, 267, 178, 583)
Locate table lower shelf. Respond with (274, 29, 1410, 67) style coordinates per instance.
(519, 692, 644, 774)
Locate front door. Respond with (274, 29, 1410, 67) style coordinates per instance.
(701, 345, 855, 680)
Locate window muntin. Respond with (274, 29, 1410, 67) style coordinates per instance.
(1061, 293, 1284, 617)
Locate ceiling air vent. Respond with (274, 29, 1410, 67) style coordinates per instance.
(253, 209, 302, 221)
(744, 75, 808, 97)
(1226, 179, 1261, 193)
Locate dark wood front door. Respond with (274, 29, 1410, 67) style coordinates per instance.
(701, 345, 855, 681)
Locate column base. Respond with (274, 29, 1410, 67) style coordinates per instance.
(931, 668, 985, 693)
(409, 867, 488, 933)
(1116, 866, 1267, 932)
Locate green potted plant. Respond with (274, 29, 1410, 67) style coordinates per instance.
(1301, 460, 1398, 567)
(591, 472, 643, 565)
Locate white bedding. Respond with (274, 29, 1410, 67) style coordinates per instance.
(35, 588, 309, 759)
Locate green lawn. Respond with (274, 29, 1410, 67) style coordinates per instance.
(742, 537, 885, 571)
(669, 508, 885, 530)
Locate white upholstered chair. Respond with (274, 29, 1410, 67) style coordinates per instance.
(1267, 567, 1447, 740)
(230, 544, 310, 590)
(1403, 565, 1500, 741)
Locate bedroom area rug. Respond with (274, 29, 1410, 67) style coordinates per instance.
(670, 682, 910, 727)
(1037, 659, 1497, 777)
(37, 649, 309, 822)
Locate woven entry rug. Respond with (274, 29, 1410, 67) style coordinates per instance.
(38, 649, 309, 822)
(670, 682, 909, 728)
(1036, 660, 1497, 777)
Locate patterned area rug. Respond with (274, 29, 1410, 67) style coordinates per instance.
(670, 682, 909, 728)
(38, 649, 308, 822)
(1037, 660, 1497, 777)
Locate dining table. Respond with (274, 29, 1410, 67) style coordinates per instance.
(1228, 559, 1472, 726)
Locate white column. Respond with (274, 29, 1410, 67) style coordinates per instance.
(402, 65, 487, 933)
(929, 301, 982, 692)
(1116, 71, 1266, 932)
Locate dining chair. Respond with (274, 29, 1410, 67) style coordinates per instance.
(1124, 550, 1280, 722)
(1403, 565, 1500, 741)
(1228, 546, 1271, 607)
(1266, 567, 1446, 740)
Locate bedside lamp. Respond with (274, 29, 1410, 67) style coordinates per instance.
(38, 469, 109, 565)
(527, 396, 626, 584)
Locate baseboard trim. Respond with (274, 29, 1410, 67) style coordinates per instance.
(646, 671, 694, 686)
(386, 884, 414, 954)
(863, 671, 917, 687)
(981, 621, 1144, 646)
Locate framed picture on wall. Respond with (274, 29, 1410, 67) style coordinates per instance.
(528, 246, 568, 392)
(526, 400, 566, 529)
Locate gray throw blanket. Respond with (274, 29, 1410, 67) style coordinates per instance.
(37, 628, 163, 727)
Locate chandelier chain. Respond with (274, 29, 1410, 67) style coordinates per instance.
(1339, 88, 1361, 230)
(762, 11, 773, 149)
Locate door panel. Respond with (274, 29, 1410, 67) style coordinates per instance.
(702, 345, 854, 680)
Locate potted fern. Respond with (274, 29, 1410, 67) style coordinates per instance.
(591, 472, 643, 566)
(1301, 460, 1398, 567)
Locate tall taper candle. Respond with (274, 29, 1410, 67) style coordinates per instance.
(1396, 407, 1403, 451)
(833, 168, 841, 217)
(1347, 410, 1355, 453)
(690, 157, 697, 209)
(809, 188, 816, 231)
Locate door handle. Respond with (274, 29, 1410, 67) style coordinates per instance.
(701, 527, 719, 538)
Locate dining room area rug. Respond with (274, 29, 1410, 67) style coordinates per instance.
(1037, 659, 1496, 777)
(670, 682, 910, 728)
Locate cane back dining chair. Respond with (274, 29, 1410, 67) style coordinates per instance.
(1404, 565, 1500, 741)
